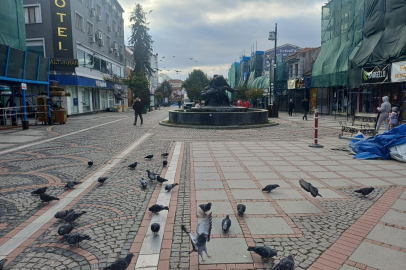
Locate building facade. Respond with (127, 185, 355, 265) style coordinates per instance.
(24, 0, 127, 115)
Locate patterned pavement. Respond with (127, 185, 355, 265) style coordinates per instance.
(0, 108, 405, 270)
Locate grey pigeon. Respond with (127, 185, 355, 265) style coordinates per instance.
(237, 204, 246, 216)
(309, 185, 322, 197)
(128, 162, 137, 169)
(88, 161, 93, 166)
(0, 259, 7, 270)
(355, 187, 375, 196)
(147, 170, 156, 181)
(64, 211, 86, 223)
(65, 181, 80, 189)
(163, 160, 168, 167)
(98, 177, 108, 184)
(182, 212, 212, 263)
(54, 209, 74, 220)
(248, 246, 277, 260)
(149, 204, 169, 214)
(157, 175, 168, 184)
(299, 179, 322, 197)
(222, 215, 231, 232)
(64, 233, 91, 245)
(140, 178, 148, 189)
(58, 224, 74, 235)
(273, 254, 295, 270)
(199, 202, 212, 214)
(145, 155, 154, 160)
(103, 253, 134, 270)
(161, 153, 169, 157)
(262, 184, 280, 193)
(151, 223, 160, 236)
(31, 187, 47, 195)
(165, 183, 178, 192)
(40, 193, 59, 203)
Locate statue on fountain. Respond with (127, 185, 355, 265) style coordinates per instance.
(201, 75, 236, 107)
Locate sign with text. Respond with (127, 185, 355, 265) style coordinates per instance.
(362, 65, 390, 84)
(21, 83, 27, 91)
(96, 80, 107, 88)
(50, 0, 74, 60)
(391, 61, 406, 82)
(50, 58, 78, 67)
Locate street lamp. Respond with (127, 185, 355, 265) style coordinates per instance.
(268, 23, 278, 117)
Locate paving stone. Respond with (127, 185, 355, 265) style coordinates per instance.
(222, 172, 251, 180)
(231, 190, 267, 200)
(352, 178, 393, 186)
(194, 167, 218, 173)
(201, 238, 253, 264)
(242, 202, 278, 214)
(193, 162, 215, 167)
(226, 180, 256, 189)
(291, 179, 325, 188)
(219, 166, 245, 172)
(320, 179, 359, 187)
(380, 210, 406, 227)
(367, 224, 406, 249)
(258, 180, 291, 188)
(195, 190, 228, 201)
(194, 173, 220, 180)
(309, 172, 341, 179)
(385, 178, 406, 185)
(277, 201, 323, 214)
(302, 188, 343, 199)
(194, 181, 224, 189)
(245, 166, 273, 172)
(400, 191, 406, 199)
(196, 202, 234, 215)
(198, 217, 242, 235)
(252, 172, 280, 179)
(245, 217, 294, 234)
(268, 189, 304, 199)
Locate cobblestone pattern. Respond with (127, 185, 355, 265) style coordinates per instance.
(253, 188, 388, 270)
(170, 143, 191, 270)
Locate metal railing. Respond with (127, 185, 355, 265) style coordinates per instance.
(0, 105, 52, 127)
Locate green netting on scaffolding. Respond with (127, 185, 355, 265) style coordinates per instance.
(249, 51, 264, 78)
(0, 0, 26, 50)
(311, 0, 364, 88)
(351, 0, 406, 67)
(228, 62, 239, 88)
(250, 74, 271, 89)
(276, 54, 289, 82)
(237, 57, 250, 87)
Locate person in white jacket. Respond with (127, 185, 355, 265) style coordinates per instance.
(375, 96, 391, 134)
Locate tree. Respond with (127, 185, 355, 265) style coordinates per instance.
(235, 85, 249, 100)
(129, 4, 154, 76)
(124, 71, 150, 107)
(182, 69, 210, 101)
(157, 80, 172, 98)
(245, 88, 265, 104)
(156, 92, 164, 102)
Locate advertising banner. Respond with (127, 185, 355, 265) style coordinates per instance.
(362, 65, 390, 84)
(311, 89, 317, 111)
(391, 61, 406, 82)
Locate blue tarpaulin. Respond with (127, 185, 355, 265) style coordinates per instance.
(350, 124, 406, 160)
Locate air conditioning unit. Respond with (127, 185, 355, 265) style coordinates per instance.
(98, 31, 103, 40)
(89, 35, 95, 43)
(99, 40, 104, 46)
(91, 8, 96, 17)
(98, 14, 102, 21)
(108, 25, 112, 31)
(109, 48, 113, 53)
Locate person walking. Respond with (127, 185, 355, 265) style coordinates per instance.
(301, 98, 309, 120)
(375, 96, 391, 134)
(288, 99, 295, 116)
(178, 100, 182, 108)
(132, 97, 144, 125)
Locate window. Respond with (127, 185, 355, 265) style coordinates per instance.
(290, 65, 293, 77)
(120, 45, 123, 55)
(24, 5, 41, 24)
(86, 0, 91, 8)
(113, 41, 118, 51)
(112, 20, 116, 31)
(118, 26, 122, 36)
(97, 4, 101, 16)
(295, 64, 299, 77)
(87, 21, 94, 36)
(77, 49, 86, 67)
(94, 56, 101, 71)
(75, 13, 84, 31)
(106, 35, 111, 49)
(106, 13, 110, 25)
(85, 52, 94, 69)
(26, 39, 45, 57)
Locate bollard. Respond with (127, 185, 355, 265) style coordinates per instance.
(309, 109, 324, 148)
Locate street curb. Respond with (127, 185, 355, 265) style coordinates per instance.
(158, 120, 279, 129)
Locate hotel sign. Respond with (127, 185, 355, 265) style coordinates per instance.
(391, 61, 406, 82)
(50, 58, 78, 67)
(50, 0, 74, 60)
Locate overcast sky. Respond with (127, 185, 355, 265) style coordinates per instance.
(119, 0, 326, 81)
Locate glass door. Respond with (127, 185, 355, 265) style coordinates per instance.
(92, 88, 100, 111)
(82, 88, 91, 112)
(69, 87, 78, 114)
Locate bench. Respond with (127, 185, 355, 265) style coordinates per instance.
(339, 112, 378, 136)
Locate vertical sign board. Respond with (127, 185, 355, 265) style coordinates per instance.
(391, 61, 406, 82)
(51, 0, 74, 71)
(311, 89, 317, 111)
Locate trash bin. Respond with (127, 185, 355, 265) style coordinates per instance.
(267, 105, 272, 118)
(142, 106, 147, 114)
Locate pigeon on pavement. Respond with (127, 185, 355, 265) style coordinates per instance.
(128, 162, 137, 170)
(163, 160, 168, 167)
(145, 155, 154, 160)
(64, 233, 91, 245)
(88, 161, 93, 166)
(309, 185, 322, 197)
(355, 187, 375, 197)
(151, 223, 160, 236)
(149, 204, 169, 214)
(272, 254, 295, 270)
(299, 179, 322, 197)
(40, 193, 59, 203)
(237, 204, 246, 216)
(31, 187, 47, 195)
(262, 184, 280, 193)
(64, 211, 86, 223)
(98, 177, 108, 184)
(58, 224, 74, 235)
(103, 253, 134, 270)
(165, 183, 178, 192)
(222, 215, 231, 232)
(161, 153, 169, 157)
(248, 246, 277, 260)
(140, 178, 148, 189)
(157, 175, 168, 184)
(182, 212, 212, 263)
(0, 259, 7, 270)
(54, 209, 74, 220)
(199, 202, 212, 215)
(147, 170, 156, 181)
(65, 181, 80, 189)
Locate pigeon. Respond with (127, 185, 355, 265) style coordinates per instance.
(163, 160, 168, 167)
(149, 204, 169, 214)
(58, 224, 74, 235)
(262, 184, 280, 193)
(40, 193, 59, 203)
(103, 253, 134, 270)
(140, 178, 148, 189)
(98, 177, 108, 184)
(147, 170, 156, 181)
(65, 181, 80, 189)
(248, 246, 277, 260)
(128, 162, 138, 170)
(145, 155, 154, 160)
(63, 233, 91, 245)
(64, 211, 86, 223)
(161, 153, 169, 157)
(199, 202, 212, 215)
(54, 209, 74, 220)
(299, 179, 322, 197)
(0, 259, 7, 270)
(182, 212, 212, 263)
(31, 187, 47, 195)
(88, 161, 93, 166)
(165, 183, 179, 192)
(355, 187, 375, 197)
(157, 175, 168, 184)
(272, 254, 295, 270)
(222, 215, 231, 232)
(309, 185, 322, 198)
(237, 204, 246, 216)
(151, 223, 160, 236)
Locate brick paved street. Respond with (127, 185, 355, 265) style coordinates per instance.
(1, 108, 406, 270)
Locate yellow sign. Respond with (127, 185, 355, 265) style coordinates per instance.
(311, 89, 317, 111)
(391, 61, 406, 82)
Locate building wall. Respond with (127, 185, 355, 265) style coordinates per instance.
(0, 0, 26, 50)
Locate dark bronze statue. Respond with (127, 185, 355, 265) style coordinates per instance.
(201, 75, 236, 107)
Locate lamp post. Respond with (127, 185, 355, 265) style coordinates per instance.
(268, 23, 278, 117)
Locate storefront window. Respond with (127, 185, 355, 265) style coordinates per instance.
(68, 86, 79, 114)
(100, 90, 108, 110)
(77, 49, 85, 67)
(82, 88, 91, 112)
(92, 88, 100, 111)
(108, 91, 114, 107)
